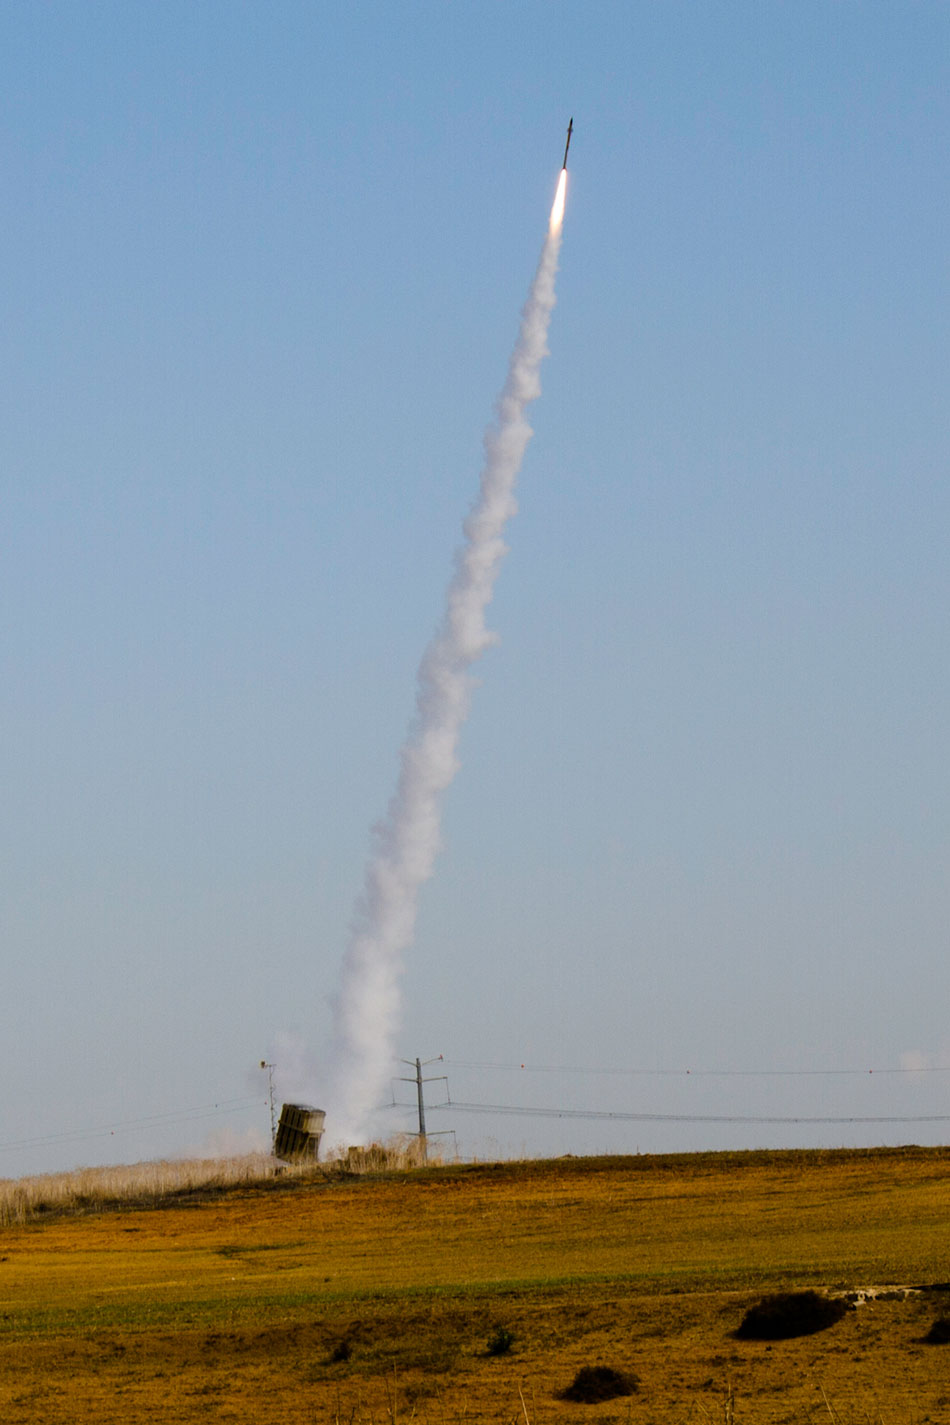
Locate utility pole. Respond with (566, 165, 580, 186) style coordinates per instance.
(397, 1055, 446, 1162)
(260, 1060, 276, 1150)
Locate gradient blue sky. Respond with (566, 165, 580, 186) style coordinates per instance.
(3, 1, 949, 1175)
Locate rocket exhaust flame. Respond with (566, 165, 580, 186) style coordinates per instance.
(325, 162, 567, 1147)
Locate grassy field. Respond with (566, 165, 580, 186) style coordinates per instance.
(1, 1146, 949, 1422)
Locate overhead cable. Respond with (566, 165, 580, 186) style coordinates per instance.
(0, 1097, 265, 1156)
(426, 1099, 950, 1126)
(442, 1058, 950, 1079)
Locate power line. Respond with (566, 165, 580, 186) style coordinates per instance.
(427, 1099, 950, 1127)
(0, 1097, 266, 1156)
(443, 1058, 950, 1079)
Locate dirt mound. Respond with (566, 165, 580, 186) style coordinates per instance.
(558, 1365, 639, 1402)
(734, 1290, 849, 1340)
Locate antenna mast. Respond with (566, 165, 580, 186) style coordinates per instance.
(260, 1060, 276, 1150)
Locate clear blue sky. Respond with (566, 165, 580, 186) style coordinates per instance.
(3, 1, 949, 1175)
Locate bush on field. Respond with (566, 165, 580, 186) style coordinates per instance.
(485, 1325, 515, 1356)
(734, 1290, 848, 1340)
(558, 1365, 639, 1402)
(327, 1138, 437, 1175)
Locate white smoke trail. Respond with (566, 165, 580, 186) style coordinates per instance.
(326, 183, 566, 1145)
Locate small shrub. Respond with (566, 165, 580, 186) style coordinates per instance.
(734, 1291, 848, 1340)
(558, 1365, 639, 1403)
(923, 1318, 950, 1344)
(326, 1137, 445, 1176)
(486, 1325, 515, 1356)
(329, 1339, 351, 1363)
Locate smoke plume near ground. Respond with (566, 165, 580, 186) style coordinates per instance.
(324, 186, 566, 1147)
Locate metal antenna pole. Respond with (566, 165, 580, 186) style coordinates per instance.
(260, 1061, 276, 1150)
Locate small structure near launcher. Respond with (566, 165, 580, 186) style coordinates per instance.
(274, 1103, 325, 1162)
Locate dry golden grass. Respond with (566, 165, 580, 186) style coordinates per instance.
(0, 1154, 289, 1227)
(0, 1145, 948, 1422)
(0, 1138, 435, 1227)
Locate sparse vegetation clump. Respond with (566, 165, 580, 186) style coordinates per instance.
(734, 1290, 849, 1340)
(485, 1324, 515, 1356)
(325, 1136, 441, 1176)
(558, 1365, 639, 1402)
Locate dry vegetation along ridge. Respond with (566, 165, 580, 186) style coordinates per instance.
(0, 1145, 949, 1422)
